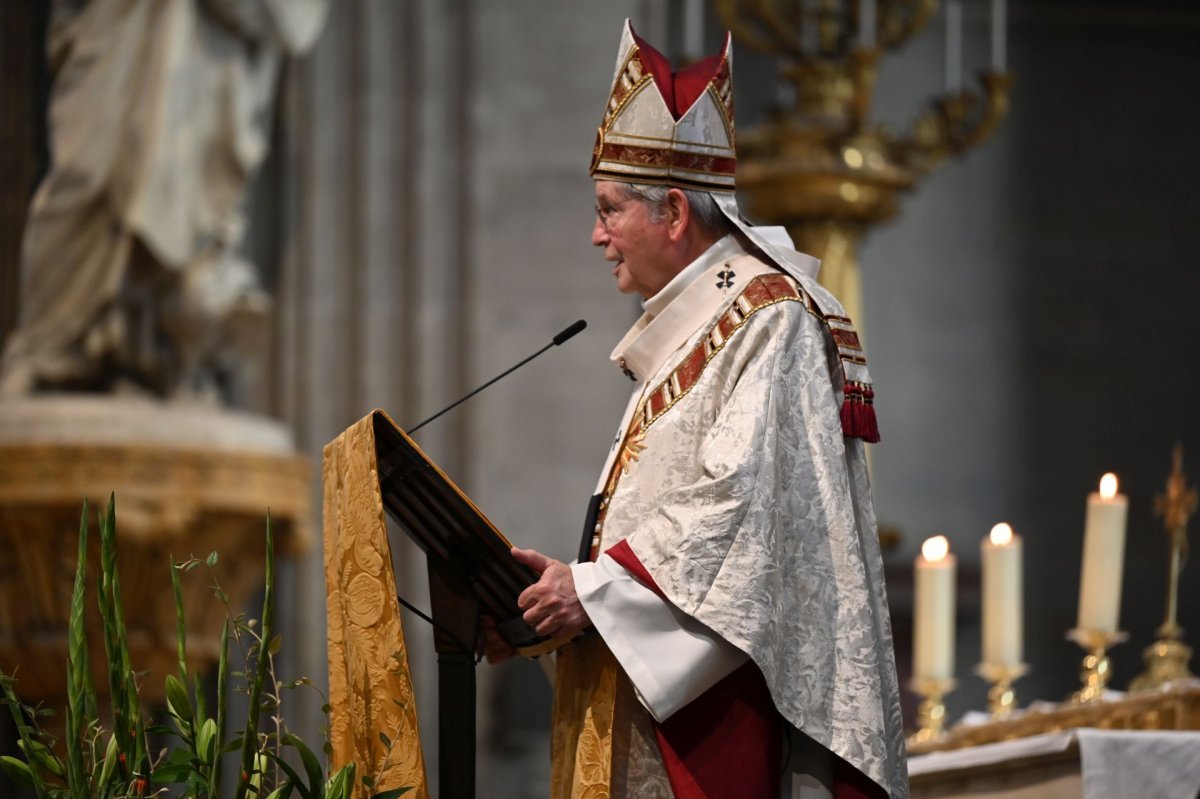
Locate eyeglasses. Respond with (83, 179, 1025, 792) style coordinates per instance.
(594, 197, 639, 232)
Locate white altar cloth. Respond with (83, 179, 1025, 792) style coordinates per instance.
(909, 728, 1200, 799)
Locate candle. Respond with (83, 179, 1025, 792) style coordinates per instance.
(860, 0, 876, 49)
(991, 0, 1007, 72)
(944, 0, 962, 92)
(1076, 473, 1129, 633)
(914, 535, 956, 681)
(982, 523, 1023, 666)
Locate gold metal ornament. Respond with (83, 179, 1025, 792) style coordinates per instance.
(714, 0, 1011, 329)
(1067, 627, 1127, 704)
(1130, 444, 1198, 692)
(908, 676, 956, 746)
(975, 662, 1028, 719)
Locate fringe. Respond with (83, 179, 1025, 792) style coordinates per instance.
(840, 381, 880, 443)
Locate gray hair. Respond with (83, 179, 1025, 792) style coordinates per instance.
(618, 183, 735, 238)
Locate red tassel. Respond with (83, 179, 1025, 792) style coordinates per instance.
(841, 383, 881, 443)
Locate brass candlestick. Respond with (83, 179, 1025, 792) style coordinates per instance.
(1067, 628, 1127, 704)
(975, 662, 1028, 719)
(908, 676, 956, 746)
(1131, 444, 1197, 692)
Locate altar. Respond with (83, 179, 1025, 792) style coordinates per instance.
(908, 686, 1200, 799)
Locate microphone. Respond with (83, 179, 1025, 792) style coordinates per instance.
(407, 320, 587, 435)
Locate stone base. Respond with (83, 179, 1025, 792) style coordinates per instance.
(0, 395, 311, 703)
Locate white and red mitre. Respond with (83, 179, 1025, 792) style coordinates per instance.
(590, 21, 736, 193)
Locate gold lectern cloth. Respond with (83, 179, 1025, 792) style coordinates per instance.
(323, 414, 429, 799)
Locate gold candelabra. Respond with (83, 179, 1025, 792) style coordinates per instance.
(1131, 444, 1198, 692)
(1067, 628, 1127, 704)
(976, 662, 1028, 719)
(715, 0, 1011, 328)
(908, 676, 956, 746)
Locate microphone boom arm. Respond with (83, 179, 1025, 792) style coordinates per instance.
(407, 319, 587, 435)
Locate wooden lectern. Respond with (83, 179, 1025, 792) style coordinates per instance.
(323, 410, 557, 799)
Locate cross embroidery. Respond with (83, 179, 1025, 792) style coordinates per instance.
(716, 268, 736, 289)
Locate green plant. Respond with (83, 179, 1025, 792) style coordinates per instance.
(0, 496, 409, 798)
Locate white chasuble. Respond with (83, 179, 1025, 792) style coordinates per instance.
(555, 239, 907, 799)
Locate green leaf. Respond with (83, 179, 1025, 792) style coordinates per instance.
(209, 617, 229, 798)
(170, 551, 189, 686)
(264, 752, 310, 799)
(0, 755, 34, 786)
(324, 763, 354, 799)
(164, 674, 193, 724)
(19, 739, 66, 779)
(196, 717, 217, 766)
(378, 731, 391, 747)
(206, 551, 219, 567)
(193, 669, 208, 728)
(282, 732, 323, 795)
(65, 500, 93, 799)
(96, 734, 118, 790)
(268, 633, 283, 655)
(152, 753, 200, 785)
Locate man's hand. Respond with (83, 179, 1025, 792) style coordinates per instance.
(479, 615, 517, 664)
(514, 546, 591, 640)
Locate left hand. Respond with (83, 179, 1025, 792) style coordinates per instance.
(514, 546, 590, 640)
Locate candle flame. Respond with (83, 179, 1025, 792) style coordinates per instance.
(990, 523, 1014, 546)
(1099, 472, 1119, 499)
(922, 535, 950, 562)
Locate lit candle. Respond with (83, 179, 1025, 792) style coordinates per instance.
(860, 0, 876, 49)
(945, 1, 962, 92)
(914, 535, 956, 681)
(982, 523, 1022, 666)
(991, 0, 1007, 72)
(1076, 473, 1129, 633)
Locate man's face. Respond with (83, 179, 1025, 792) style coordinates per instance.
(591, 181, 677, 299)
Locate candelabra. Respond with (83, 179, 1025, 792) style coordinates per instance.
(714, 0, 1011, 328)
(908, 676, 956, 745)
(976, 662, 1027, 719)
(1131, 445, 1198, 692)
(1067, 627, 1126, 704)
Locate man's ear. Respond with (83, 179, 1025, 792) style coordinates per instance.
(665, 188, 690, 243)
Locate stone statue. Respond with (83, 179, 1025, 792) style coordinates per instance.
(0, 0, 328, 402)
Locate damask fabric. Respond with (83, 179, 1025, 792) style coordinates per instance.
(557, 246, 907, 798)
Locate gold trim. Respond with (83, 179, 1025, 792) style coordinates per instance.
(639, 294, 808, 433)
(608, 130, 735, 154)
(591, 167, 738, 194)
(601, 73, 655, 133)
(706, 82, 738, 149)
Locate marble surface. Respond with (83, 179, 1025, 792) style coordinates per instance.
(0, 395, 296, 453)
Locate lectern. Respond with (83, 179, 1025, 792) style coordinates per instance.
(323, 409, 558, 799)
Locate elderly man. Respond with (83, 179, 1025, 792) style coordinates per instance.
(492, 21, 908, 799)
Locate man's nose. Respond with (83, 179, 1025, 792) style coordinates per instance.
(591, 216, 609, 247)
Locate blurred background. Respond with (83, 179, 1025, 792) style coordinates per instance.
(2, 1, 1199, 796)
